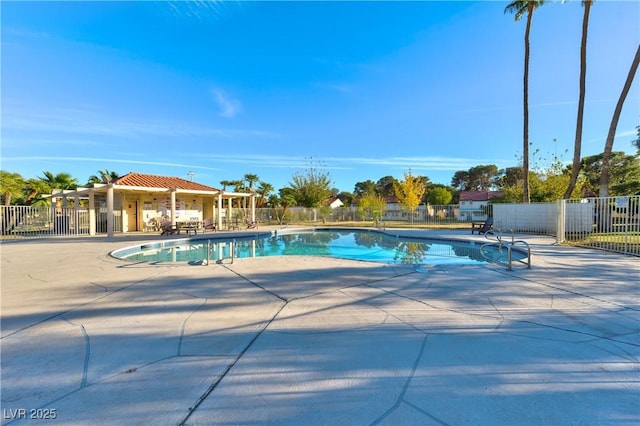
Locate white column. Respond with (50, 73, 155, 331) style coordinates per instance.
(89, 190, 96, 236)
(73, 195, 80, 235)
(51, 196, 58, 233)
(217, 193, 223, 230)
(106, 186, 114, 237)
(250, 193, 256, 223)
(170, 190, 177, 225)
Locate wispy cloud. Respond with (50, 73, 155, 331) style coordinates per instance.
(584, 128, 639, 146)
(211, 88, 242, 118)
(325, 155, 512, 171)
(198, 154, 510, 172)
(198, 154, 328, 169)
(3, 103, 273, 139)
(166, 1, 242, 20)
(4, 156, 222, 171)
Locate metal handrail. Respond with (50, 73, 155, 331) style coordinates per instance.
(206, 239, 235, 265)
(481, 228, 531, 270)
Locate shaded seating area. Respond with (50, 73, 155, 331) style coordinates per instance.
(160, 219, 179, 236)
(177, 217, 201, 235)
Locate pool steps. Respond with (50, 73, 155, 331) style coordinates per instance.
(481, 229, 532, 270)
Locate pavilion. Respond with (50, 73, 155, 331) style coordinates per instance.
(49, 172, 256, 237)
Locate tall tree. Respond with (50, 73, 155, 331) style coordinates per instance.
(289, 159, 332, 208)
(219, 180, 232, 191)
(230, 180, 245, 192)
(393, 170, 427, 224)
(505, 0, 546, 203)
(599, 44, 640, 196)
(564, 0, 593, 199)
(452, 165, 498, 191)
(468, 165, 498, 191)
(243, 173, 259, 191)
(583, 152, 640, 196)
(229, 179, 245, 208)
(375, 176, 398, 196)
(256, 181, 274, 207)
(451, 170, 470, 191)
(353, 180, 376, 197)
(494, 167, 524, 189)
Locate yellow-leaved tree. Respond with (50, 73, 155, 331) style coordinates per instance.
(357, 193, 387, 223)
(393, 170, 427, 224)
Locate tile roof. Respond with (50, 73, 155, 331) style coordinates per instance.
(112, 172, 219, 192)
(459, 190, 503, 202)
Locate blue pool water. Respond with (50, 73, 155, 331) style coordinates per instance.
(112, 229, 525, 266)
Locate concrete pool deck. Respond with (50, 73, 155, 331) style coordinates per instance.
(1, 228, 639, 425)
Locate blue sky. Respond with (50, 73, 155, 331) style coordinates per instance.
(2, 1, 639, 193)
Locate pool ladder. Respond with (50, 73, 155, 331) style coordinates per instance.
(480, 229, 531, 271)
(204, 239, 236, 265)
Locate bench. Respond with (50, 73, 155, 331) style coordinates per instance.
(471, 222, 485, 234)
(471, 218, 493, 235)
(181, 226, 198, 235)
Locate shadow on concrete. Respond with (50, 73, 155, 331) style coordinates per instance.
(1, 238, 639, 425)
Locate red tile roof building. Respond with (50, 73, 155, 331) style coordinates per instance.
(50, 172, 251, 236)
(458, 190, 502, 221)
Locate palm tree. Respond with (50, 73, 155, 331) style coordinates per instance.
(0, 171, 24, 205)
(599, 45, 640, 197)
(219, 180, 232, 191)
(505, 0, 546, 203)
(230, 179, 245, 192)
(24, 178, 50, 206)
(39, 171, 78, 191)
(243, 173, 259, 191)
(564, 0, 594, 199)
(229, 179, 245, 208)
(38, 171, 78, 208)
(256, 181, 274, 207)
(86, 169, 119, 186)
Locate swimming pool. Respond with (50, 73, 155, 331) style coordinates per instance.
(111, 229, 526, 266)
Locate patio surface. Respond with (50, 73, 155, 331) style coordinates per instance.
(1, 228, 639, 425)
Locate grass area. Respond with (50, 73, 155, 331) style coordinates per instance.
(564, 231, 640, 255)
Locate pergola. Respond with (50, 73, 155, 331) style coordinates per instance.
(49, 173, 255, 237)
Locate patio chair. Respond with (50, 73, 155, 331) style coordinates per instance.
(246, 220, 258, 229)
(160, 219, 179, 236)
(472, 217, 493, 235)
(203, 218, 216, 232)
